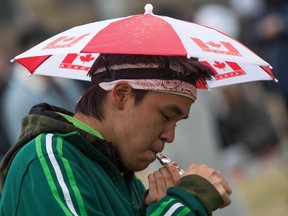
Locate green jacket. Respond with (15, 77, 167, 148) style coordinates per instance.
(0, 103, 222, 215)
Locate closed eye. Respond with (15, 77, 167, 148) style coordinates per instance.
(162, 113, 170, 121)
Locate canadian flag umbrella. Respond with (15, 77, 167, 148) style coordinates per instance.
(13, 4, 276, 89)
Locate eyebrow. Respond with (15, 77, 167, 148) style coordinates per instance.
(165, 105, 188, 119)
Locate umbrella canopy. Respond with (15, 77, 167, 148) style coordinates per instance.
(13, 4, 276, 89)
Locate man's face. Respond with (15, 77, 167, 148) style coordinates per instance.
(111, 91, 193, 171)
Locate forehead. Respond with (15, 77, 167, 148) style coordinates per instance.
(142, 91, 193, 116)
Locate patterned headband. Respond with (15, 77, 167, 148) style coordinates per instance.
(93, 62, 197, 101)
(99, 79, 197, 101)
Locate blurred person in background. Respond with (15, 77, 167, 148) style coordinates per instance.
(217, 85, 280, 172)
(247, 0, 288, 163)
(0, 25, 87, 146)
(0, 51, 11, 161)
(249, 0, 288, 114)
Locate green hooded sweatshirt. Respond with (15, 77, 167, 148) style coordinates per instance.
(0, 103, 222, 216)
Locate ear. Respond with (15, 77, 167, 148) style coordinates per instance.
(111, 81, 133, 109)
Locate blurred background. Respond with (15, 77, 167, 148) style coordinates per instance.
(0, 0, 287, 215)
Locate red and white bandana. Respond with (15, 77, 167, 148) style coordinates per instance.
(95, 63, 197, 101)
(99, 79, 197, 101)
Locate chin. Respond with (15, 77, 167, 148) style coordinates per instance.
(130, 160, 151, 172)
(133, 164, 149, 172)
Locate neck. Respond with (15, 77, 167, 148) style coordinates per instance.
(74, 112, 100, 131)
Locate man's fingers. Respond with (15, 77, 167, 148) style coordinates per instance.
(159, 167, 174, 188)
(146, 171, 168, 204)
(185, 163, 200, 174)
(154, 171, 167, 196)
(146, 164, 181, 205)
(219, 192, 232, 208)
(147, 174, 157, 193)
(223, 180, 232, 196)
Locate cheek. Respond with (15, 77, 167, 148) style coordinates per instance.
(121, 108, 165, 143)
(124, 121, 163, 147)
(136, 118, 164, 135)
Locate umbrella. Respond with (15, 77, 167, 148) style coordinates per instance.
(12, 4, 276, 89)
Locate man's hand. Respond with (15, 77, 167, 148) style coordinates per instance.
(182, 163, 232, 208)
(145, 162, 232, 210)
(146, 163, 181, 205)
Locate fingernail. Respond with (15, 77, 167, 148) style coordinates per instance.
(167, 162, 173, 167)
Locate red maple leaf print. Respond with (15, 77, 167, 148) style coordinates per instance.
(207, 41, 222, 48)
(80, 54, 95, 63)
(213, 61, 226, 70)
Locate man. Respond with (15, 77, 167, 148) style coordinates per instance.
(0, 54, 232, 215)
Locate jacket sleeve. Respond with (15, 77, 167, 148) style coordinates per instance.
(175, 175, 223, 214)
(0, 134, 108, 216)
(6, 152, 106, 216)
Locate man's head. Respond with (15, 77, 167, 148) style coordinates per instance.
(76, 54, 213, 120)
(75, 54, 214, 171)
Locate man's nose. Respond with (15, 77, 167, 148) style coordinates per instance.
(160, 124, 176, 143)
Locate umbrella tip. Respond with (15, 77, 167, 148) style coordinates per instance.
(274, 78, 278, 83)
(144, 4, 153, 14)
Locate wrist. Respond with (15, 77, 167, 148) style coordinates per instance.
(176, 174, 223, 213)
